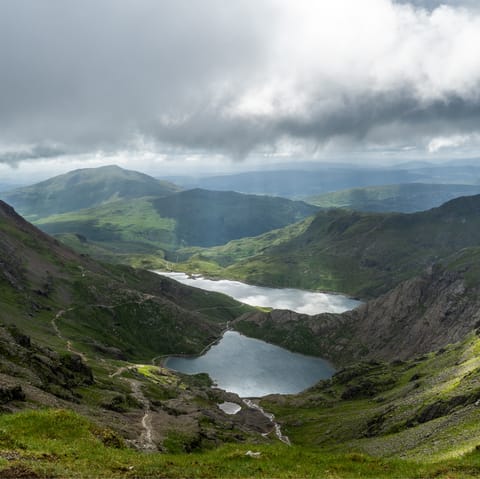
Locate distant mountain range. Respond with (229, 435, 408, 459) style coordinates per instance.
(1, 164, 180, 219)
(167, 163, 480, 199)
(168, 168, 423, 198)
(0, 166, 318, 256)
(0, 182, 23, 192)
(306, 183, 480, 213)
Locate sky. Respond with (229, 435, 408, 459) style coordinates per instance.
(1, 0, 480, 182)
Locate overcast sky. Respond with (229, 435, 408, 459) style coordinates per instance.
(1, 0, 480, 181)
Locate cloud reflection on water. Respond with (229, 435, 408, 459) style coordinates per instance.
(155, 271, 361, 314)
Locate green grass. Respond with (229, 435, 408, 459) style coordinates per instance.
(35, 197, 178, 251)
(260, 333, 480, 464)
(2, 409, 480, 478)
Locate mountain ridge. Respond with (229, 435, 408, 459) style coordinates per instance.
(306, 183, 480, 213)
(1, 165, 181, 219)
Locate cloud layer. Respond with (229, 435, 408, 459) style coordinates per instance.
(1, 0, 480, 164)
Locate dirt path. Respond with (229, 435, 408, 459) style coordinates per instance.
(127, 379, 157, 451)
(109, 365, 133, 378)
(108, 365, 157, 451)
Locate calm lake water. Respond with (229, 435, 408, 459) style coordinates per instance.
(165, 331, 336, 397)
(155, 271, 360, 397)
(154, 271, 361, 314)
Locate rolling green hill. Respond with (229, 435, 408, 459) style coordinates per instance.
(306, 183, 480, 213)
(33, 189, 319, 257)
(0, 164, 180, 219)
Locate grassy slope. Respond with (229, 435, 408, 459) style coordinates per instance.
(263, 332, 480, 464)
(36, 197, 177, 254)
(1, 164, 180, 220)
(306, 183, 480, 213)
(2, 408, 480, 478)
(0, 411, 464, 479)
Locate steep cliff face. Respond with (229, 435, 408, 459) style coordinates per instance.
(235, 263, 480, 365)
(344, 265, 479, 361)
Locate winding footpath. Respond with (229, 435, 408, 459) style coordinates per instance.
(128, 379, 157, 452)
(109, 365, 157, 452)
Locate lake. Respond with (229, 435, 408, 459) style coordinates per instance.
(165, 331, 336, 397)
(155, 271, 360, 397)
(154, 271, 361, 314)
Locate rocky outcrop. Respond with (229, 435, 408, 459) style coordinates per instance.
(340, 264, 480, 361)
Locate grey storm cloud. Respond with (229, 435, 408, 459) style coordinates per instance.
(1, 0, 480, 162)
(0, 144, 65, 166)
(397, 0, 480, 9)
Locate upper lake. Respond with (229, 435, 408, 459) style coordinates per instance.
(154, 271, 361, 314)
(154, 271, 361, 397)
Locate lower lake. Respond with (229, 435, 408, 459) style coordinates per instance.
(164, 331, 336, 397)
(155, 271, 361, 397)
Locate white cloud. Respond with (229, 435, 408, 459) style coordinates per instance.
(427, 134, 478, 153)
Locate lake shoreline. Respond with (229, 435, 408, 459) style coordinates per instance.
(151, 323, 232, 367)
